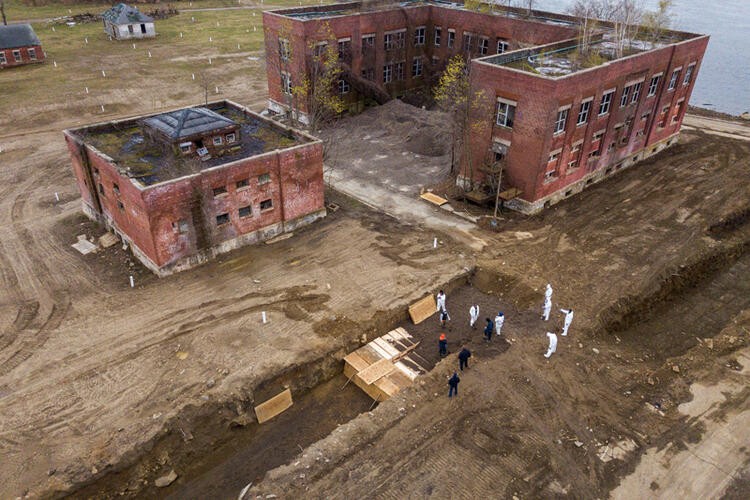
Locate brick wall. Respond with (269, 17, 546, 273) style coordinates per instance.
(0, 45, 44, 68)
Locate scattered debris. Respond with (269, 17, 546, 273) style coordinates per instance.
(154, 469, 178, 488)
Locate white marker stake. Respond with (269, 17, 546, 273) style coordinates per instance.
(191, 16, 195, 22)
(216, 21, 220, 27)
(129, 275, 135, 288)
(215, 86, 219, 94)
(237, 44, 241, 49)
(180, 32, 183, 38)
(52, 26, 56, 32)
(85, 86, 89, 94)
(53, 60, 57, 67)
(148, 51, 152, 58)
(209, 36, 212, 42)
(54, 192, 60, 202)
(101, 104, 105, 112)
(85, 37, 88, 44)
(132, 43, 136, 49)
(192, 73, 195, 80)
(208, 57, 212, 64)
(433, 237, 438, 248)
(262, 311, 267, 324)
(101, 70, 106, 77)
(253, 25, 257, 32)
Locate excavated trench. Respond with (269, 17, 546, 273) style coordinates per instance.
(67, 217, 750, 499)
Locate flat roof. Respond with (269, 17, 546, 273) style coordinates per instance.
(68, 102, 314, 187)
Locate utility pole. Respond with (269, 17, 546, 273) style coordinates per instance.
(493, 164, 503, 219)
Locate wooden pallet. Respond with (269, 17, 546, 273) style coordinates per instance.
(409, 295, 436, 324)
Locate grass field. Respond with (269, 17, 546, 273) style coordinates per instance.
(0, 0, 329, 132)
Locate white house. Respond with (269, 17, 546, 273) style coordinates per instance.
(102, 3, 156, 40)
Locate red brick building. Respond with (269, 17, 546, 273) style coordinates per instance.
(263, 1, 708, 213)
(64, 101, 326, 276)
(0, 24, 45, 69)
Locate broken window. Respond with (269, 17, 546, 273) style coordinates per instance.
(395, 61, 405, 81)
(213, 136, 223, 146)
(258, 173, 271, 185)
(497, 39, 509, 54)
(683, 64, 695, 86)
(260, 199, 273, 211)
(279, 38, 290, 61)
(128, 25, 134, 34)
(0, 52, 6, 65)
(462, 32, 474, 52)
(395, 31, 405, 49)
(479, 37, 489, 55)
(281, 72, 292, 95)
(554, 107, 569, 135)
(496, 98, 516, 128)
(361, 34, 375, 54)
(577, 99, 592, 126)
(620, 86, 631, 107)
(361, 67, 374, 81)
(236, 178, 249, 189)
(113, 183, 120, 195)
(226, 133, 236, 143)
(384, 33, 394, 51)
(668, 68, 680, 90)
(313, 42, 327, 58)
(383, 63, 393, 83)
(173, 219, 189, 233)
(338, 79, 350, 94)
(673, 99, 685, 123)
(337, 38, 351, 60)
(412, 57, 422, 77)
(590, 130, 605, 157)
(648, 74, 661, 96)
(447, 29, 455, 48)
(631, 82, 642, 104)
(213, 186, 227, 197)
(599, 90, 614, 115)
(239, 205, 252, 218)
(434, 27, 441, 46)
(28, 48, 37, 60)
(98, 183, 105, 195)
(216, 213, 230, 225)
(414, 27, 426, 46)
(12, 50, 21, 62)
(117, 201, 124, 211)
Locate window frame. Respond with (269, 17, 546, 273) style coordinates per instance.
(683, 63, 696, 86)
(411, 57, 422, 77)
(383, 63, 393, 83)
(361, 33, 375, 54)
(28, 48, 37, 60)
(238, 205, 253, 218)
(281, 72, 292, 95)
(577, 98, 592, 126)
(599, 90, 615, 116)
(668, 67, 681, 90)
(497, 39, 509, 54)
(213, 136, 223, 146)
(447, 29, 456, 48)
(434, 27, 442, 46)
(278, 38, 290, 61)
(212, 185, 228, 197)
(338, 78, 350, 94)
(258, 173, 271, 185)
(226, 132, 236, 143)
(215, 213, 230, 226)
(236, 178, 250, 189)
(12, 49, 21, 62)
(495, 97, 517, 129)
(478, 37, 489, 55)
(414, 26, 426, 46)
(260, 199, 274, 212)
(553, 106, 570, 135)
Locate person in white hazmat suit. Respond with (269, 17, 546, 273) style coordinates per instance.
(469, 304, 479, 329)
(495, 311, 504, 336)
(436, 290, 446, 314)
(542, 284, 553, 321)
(560, 308, 574, 336)
(544, 332, 558, 358)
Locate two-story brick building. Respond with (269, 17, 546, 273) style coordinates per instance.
(263, 1, 708, 213)
(64, 101, 326, 276)
(0, 24, 45, 69)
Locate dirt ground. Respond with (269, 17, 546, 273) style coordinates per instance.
(245, 126, 750, 498)
(2, 3, 750, 497)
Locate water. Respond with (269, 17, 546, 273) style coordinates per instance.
(532, 0, 750, 115)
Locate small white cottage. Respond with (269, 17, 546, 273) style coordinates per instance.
(102, 3, 156, 40)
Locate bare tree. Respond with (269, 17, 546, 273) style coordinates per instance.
(569, 0, 644, 59)
(1, 2, 7, 25)
(641, 0, 674, 48)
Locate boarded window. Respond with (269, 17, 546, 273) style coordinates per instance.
(260, 199, 273, 211)
(216, 213, 230, 225)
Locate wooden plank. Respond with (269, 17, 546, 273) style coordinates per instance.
(356, 358, 395, 385)
(391, 327, 412, 340)
(499, 187, 523, 201)
(357, 345, 382, 365)
(420, 192, 448, 206)
(409, 294, 436, 325)
(254, 388, 293, 424)
(343, 352, 369, 379)
(372, 337, 400, 358)
(394, 360, 420, 380)
(374, 376, 401, 397)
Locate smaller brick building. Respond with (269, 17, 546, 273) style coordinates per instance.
(0, 24, 44, 69)
(65, 101, 326, 276)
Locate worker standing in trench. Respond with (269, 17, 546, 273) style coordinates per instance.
(560, 308, 574, 336)
(542, 283, 553, 321)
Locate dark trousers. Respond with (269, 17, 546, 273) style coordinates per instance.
(459, 358, 468, 371)
(439, 342, 447, 357)
(449, 385, 458, 397)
